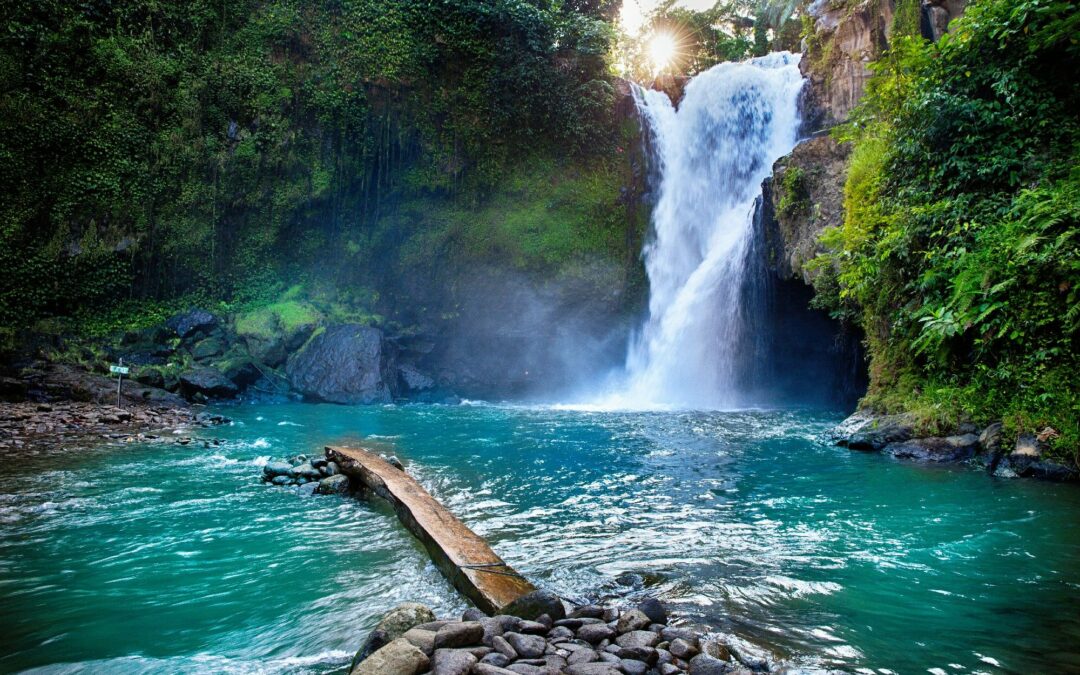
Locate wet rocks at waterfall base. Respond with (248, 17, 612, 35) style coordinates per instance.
(259, 450, 352, 494)
(350, 598, 777, 675)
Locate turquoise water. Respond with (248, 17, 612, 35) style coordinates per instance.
(1, 402, 1079, 674)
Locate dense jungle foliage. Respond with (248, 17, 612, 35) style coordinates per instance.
(0, 0, 636, 344)
(813, 0, 1080, 457)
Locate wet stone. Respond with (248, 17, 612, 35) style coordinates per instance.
(504, 631, 545, 659)
(577, 623, 616, 644)
(616, 630, 660, 650)
(434, 621, 484, 649)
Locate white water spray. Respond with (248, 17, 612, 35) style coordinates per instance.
(603, 53, 805, 410)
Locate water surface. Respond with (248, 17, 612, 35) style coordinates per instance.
(1, 402, 1079, 674)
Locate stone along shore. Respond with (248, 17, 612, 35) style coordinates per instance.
(0, 400, 229, 452)
(350, 591, 780, 675)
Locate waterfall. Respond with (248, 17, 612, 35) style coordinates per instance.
(611, 53, 806, 409)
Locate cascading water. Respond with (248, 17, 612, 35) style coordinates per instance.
(612, 52, 806, 409)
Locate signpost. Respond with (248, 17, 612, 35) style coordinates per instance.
(110, 359, 129, 407)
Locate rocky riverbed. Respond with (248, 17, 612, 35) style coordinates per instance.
(350, 592, 780, 675)
(0, 400, 229, 453)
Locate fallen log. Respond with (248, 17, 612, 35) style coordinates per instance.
(326, 445, 536, 614)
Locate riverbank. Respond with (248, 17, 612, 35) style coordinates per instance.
(833, 410, 1078, 482)
(0, 400, 229, 453)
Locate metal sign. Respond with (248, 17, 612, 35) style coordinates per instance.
(109, 365, 130, 375)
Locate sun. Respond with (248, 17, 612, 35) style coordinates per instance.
(648, 31, 678, 75)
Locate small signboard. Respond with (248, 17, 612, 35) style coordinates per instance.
(110, 365, 130, 375)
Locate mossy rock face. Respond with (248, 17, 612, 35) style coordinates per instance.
(234, 301, 322, 367)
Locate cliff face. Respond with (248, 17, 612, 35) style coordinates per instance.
(768, 0, 968, 287)
(799, 0, 896, 132)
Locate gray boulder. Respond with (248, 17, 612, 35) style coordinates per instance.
(352, 603, 437, 669)
(166, 309, 218, 339)
(286, 324, 397, 404)
(352, 638, 429, 675)
(179, 367, 238, 399)
(499, 589, 566, 622)
(882, 434, 980, 463)
(315, 474, 351, 495)
(432, 648, 477, 675)
(834, 411, 915, 450)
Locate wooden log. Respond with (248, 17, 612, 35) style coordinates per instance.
(326, 445, 536, 614)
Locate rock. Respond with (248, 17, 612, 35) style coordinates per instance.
(659, 664, 683, 675)
(577, 623, 616, 644)
(621, 659, 649, 675)
(835, 411, 915, 451)
(882, 434, 980, 463)
(179, 367, 238, 399)
(615, 630, 660, 650)
(325, 461, 340, 476)
(669, 638, 699, 660)
(403, 628, 436, 655)
(290, 462, 322, 480)
(506, 664, 547, 675)
(548, 625, 575, 640)
(398, 363, 435, 392)
(297, 481, 318, 496)
(499, 589, 566, 622)
(462, 607, 488, 622)
(504, 632, 546, 659)
(570, 605, 605, 619)
(616, 646, 658, 665)
(566, 663, 623, 675)
(286, 324, 397, 404)
(616, 609, 651, 634)
(351, 638, 429, 675)
(315, 474, 351, 495)
(689, 654, 731, 675)
(661, 627, 699, 644)
(434, 621, 484, 649)
(474, 664, 517, 675)
(353, 603, 437, 669)
(979, 422, 1004, 453)
(271, 475, 292, 486)
(568, 649, 599, 665)
(700, 640, 731, 661)
(432, 648, 476, 675)
(190, 337, 225, 360)
(262, 461, 292, 478)
(491, 635, 517, 659)
(166, 309, 218, 339)
(637, 598, 668, 625)
(516, 620, 547, 635)
(480, 651, 511, 668)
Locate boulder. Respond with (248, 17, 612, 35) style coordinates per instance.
(637, 598, 668, 625)
(315, 474, 351, 495)
(166, 309, 218, 339)
(434, 622, 484, 649)
(432, 648, 477, 675)
(262, 461, 293, 479)
(351, 638, 429, 675)
(398, 363, 436, 393)
(835, 411, 916, 451)
(616, 609, 651, 634)
(499, 589, 566, 622)
(179, 367, 239, 400)
(286, 324, 397, 404)
(190, 337, 226, 360)
(882, 434, 980, 463)
(352, 603, 437, 670)
(504, 632, 545, 659)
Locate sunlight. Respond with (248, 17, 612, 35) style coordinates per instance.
(648, 31, 678, 74)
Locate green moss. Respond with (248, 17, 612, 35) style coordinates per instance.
(235, 300, 322, 340)
(777, 166, 810, 221)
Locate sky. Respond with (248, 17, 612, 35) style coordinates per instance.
(619, 0, 718, 35)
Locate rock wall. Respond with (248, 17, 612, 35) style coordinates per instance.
(763, 135, 851, 285)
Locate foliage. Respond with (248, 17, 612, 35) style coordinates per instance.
(813, 0, 1080, 457)
(0, 0, 633, 340)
